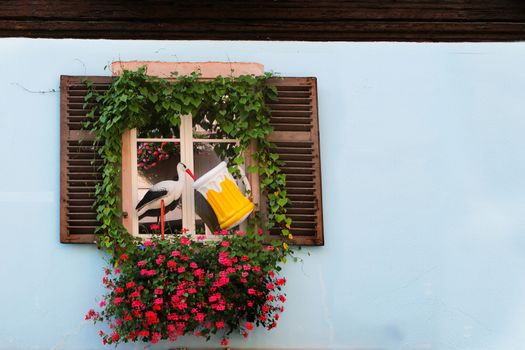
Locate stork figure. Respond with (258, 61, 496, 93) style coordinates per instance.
(136, 162, 195, 221)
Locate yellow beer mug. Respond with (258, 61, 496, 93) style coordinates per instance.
(192, 162, 254, 229)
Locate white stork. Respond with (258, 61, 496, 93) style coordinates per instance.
(136, 162, 196, 220)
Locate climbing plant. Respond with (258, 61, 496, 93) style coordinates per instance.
(83, 68, 296, 346)
(84, 67, 293, 257)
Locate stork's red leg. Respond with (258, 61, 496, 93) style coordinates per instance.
(160, 199, 165, 240)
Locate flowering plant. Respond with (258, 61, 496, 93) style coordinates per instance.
(137, 141, 178, 170)
(86, 230, 287, 346)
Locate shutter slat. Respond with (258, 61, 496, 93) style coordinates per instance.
(60, 75, 111, 244)
(265, 77, 324, 246)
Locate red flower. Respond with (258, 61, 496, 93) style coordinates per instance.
(246, 322, 254, 331)
(275, 278, 287, 286)
(138, 330, 150, 337)
(278, 295, 286, 303)
(180, 237, 191, 245)
(220, 339, 229, 346)
(154, 288, 163, 295)
(125, 281, 135, 289)
(216, 321, 225, 329)
(110, 332, 120, 342)
(119, 254, 128, 261)
(113, 297, 124, 305)
(220, 240, 230, 247)
(145, 311, 159, 325)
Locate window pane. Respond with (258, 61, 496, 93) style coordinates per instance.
(137, 121, 180, 139)
(137, 141, 182, 235)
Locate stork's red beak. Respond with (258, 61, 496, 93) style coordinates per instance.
(185, 168, 196, 181)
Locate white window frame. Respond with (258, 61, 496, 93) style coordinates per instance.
(128, 114, 244, 240)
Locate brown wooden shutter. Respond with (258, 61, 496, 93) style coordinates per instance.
(266, 77, 324, 246)
(60, 76, 112, 243)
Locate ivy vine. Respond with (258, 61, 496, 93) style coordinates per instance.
(84, 68, 292, 258)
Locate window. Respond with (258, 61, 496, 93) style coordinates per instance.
(123, 114, 251, 240)
(60, 74, 324, 246)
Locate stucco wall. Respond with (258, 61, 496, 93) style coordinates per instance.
(1, 39, 525, 350)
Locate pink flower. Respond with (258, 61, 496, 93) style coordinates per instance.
(177, 266, 186, 273)
(113, 297, 123, 305)
(99, 300, 106, 307)
(189, 262, 198, 269)
(247, 288, 256, 295)
(220, 240, 230, 247)
(195, 313, 205, 322)
(154, 298, 163, 305)
(171, 250, 180, 257)
(132, 300, 143, 309)
(216, 321, 225, 329)
(154, 288, 163, 295)
(149, 224, 160, 230)
(155, 255, 166, 265)
(143, 240, 154, 247)
(266, 283, 275, 291)
(241, 255, 249, 261)
(137, 260, 146, 267)
(180, 237, 191, 245)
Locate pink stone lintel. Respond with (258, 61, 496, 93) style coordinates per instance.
(112, 61, 264, 78)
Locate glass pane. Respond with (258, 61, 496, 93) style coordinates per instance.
(193, 118, 232, 140)
(137, 120, 180, 139)
(137, 141, 182, 235)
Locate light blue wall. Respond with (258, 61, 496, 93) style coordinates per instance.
(1, 39, 525, 350)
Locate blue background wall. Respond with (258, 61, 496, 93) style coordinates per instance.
(1, 39, 525, 350)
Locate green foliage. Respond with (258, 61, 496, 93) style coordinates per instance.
(84, 68, 292, 257)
